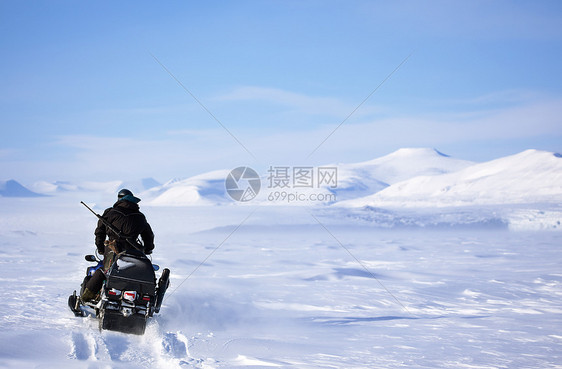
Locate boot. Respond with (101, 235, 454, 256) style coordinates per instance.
(80, 287, 97, 303)
(81, 269, 105, 303)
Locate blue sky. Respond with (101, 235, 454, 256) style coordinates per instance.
(1, 1, 561, 183)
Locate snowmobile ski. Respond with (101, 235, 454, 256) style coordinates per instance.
(68, 290, 84, 317)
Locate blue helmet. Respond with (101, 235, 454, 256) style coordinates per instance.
(117, 188, 133, 199)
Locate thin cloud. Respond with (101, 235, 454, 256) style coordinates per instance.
(215, 86, 381, 117)
(246, 94, 562, 163)
(431, 89, 548, 108)
(3, 91, 561, 182)
(32, 133, 249, 182)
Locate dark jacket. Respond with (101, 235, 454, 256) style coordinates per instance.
(94, 200, 154, 255)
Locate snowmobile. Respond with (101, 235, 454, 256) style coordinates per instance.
(68, 250, 170, 335)
(68, 201, 170, 335)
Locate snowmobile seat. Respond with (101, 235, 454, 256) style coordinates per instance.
(106, 253, 156, 296)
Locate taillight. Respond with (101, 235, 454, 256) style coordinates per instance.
(123, 291, 137, 302)
(142, 295, 151, 302)
(108, 288, 122, 297)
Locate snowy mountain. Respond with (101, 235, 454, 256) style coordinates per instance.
(144, 170, 230, 206)
(31, 180, 121, 194)
(342, 149, 562, 207)
(144, 148, 474, 206)
(119, 178, 162, 194)
(30, 178, 161, 195)
(0, 179, 45, 197)
(330, 148, 473, 200)
(15, 148, 562, 207)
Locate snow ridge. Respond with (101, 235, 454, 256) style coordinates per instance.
(6, 148, 562, 207)
(0, 179, 45, 197)
(343, 149, 562, 207)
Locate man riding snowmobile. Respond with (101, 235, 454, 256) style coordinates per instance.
(81, 189, 155, 302)
(69, 189, 169, 335)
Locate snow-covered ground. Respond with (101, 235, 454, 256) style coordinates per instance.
(0, 195, 561, 368)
